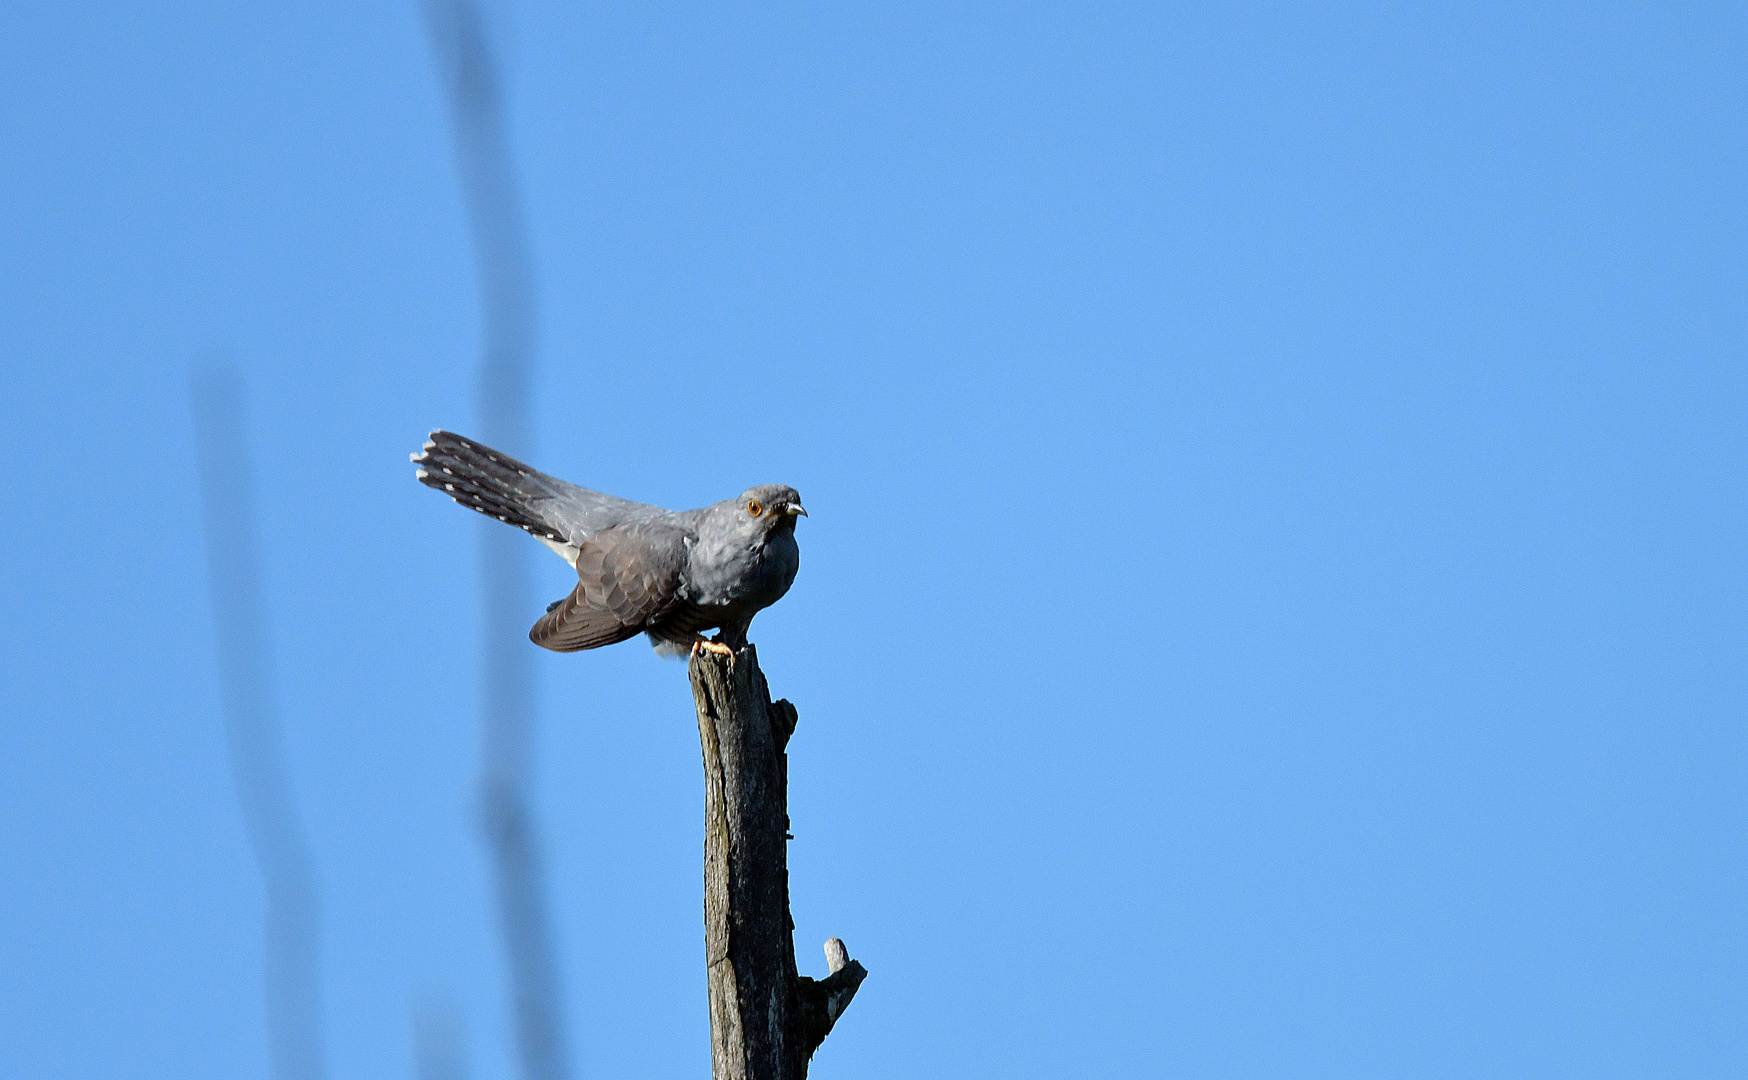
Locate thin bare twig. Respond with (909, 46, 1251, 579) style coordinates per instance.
(420, 3, 570, 1079)
(193, 364, 327, 1080)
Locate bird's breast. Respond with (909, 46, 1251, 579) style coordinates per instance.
(683, 532, 798, 610)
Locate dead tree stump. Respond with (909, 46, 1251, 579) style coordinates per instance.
(689, 644, 867, 1080)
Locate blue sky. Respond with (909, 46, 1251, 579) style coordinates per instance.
(2, 2, 1745, 1077)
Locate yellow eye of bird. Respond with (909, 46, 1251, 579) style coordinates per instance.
(747, 500, 762, 516)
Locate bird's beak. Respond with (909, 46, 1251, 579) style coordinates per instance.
(784, 503, 808, 517)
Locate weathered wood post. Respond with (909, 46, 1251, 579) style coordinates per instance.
(689, 645, 867, 1080)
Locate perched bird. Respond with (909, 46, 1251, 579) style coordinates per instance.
(412, 431, 804, 656)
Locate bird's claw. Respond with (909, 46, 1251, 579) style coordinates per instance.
(692, 637, 736, 658)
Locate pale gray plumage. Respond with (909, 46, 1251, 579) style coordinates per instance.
(412, 430, 803, 654)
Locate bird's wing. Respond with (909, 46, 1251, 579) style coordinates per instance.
(413, 430, 667, 548)
(528, 522, 693, 652)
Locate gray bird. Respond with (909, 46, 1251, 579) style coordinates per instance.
(412, 431, 804, 656)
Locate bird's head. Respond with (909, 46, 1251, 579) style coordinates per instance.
(730, 484, 806, 537)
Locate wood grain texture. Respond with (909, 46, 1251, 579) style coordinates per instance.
(690, 646, 867, 1080)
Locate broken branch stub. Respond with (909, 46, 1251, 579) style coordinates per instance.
(689, 645, 866, 1079)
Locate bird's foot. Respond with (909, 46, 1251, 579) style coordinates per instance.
(692, 637, 736, 658)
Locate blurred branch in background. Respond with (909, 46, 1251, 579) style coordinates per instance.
(414, 995, 472, 1080)
(421, 3, 571, 1080)
(193, 364, 327, 1080)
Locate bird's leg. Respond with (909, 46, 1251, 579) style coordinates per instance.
(692, 635, 736, 658)
(714, 617, 753, 652)
(692, 615, 753, 657)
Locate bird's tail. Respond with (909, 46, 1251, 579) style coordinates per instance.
(411, 430, 569, 545)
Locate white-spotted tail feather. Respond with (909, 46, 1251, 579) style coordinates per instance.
(412, 430, 573, 554)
